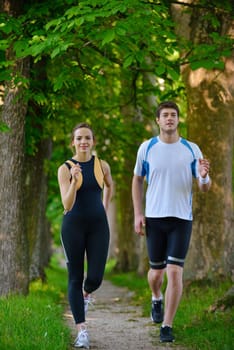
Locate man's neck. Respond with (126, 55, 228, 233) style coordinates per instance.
(159, 131, 180, 144)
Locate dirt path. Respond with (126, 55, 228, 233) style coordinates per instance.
(64, 279, 187, 350)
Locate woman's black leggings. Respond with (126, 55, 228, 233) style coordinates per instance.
(61, 214, 109, 324)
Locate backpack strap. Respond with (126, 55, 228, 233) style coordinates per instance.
(64, 159, 83, 190)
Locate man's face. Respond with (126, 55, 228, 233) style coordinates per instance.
(156, 108, 179, 134)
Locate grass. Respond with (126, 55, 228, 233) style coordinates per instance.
(0, 255, 71, 350)
(106, 265, 233, 350)
(0, 256, 233, 350)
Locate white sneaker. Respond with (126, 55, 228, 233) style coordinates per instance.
(84, 295, 94, 315)
(74, 328, 90, 348)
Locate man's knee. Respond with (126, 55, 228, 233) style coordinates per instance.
(149, 267, 164, 281)
(167, 264, 183, 282)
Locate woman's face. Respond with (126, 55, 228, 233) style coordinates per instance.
(72, 127, 94, 154)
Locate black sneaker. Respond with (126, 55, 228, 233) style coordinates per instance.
(151, 299, 164, 323)
(160, 326, 175, 342)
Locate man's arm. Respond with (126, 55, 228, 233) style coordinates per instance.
(132, 174, 145, 235)
(197, 158, 212, 192)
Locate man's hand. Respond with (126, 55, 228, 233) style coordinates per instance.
(198, 158, 210, 178)
(197, 158, 211, 191)
(134, 215, 146, 236)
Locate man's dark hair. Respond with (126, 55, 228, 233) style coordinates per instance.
(156, 101, 180, 118)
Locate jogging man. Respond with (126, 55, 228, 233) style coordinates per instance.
(132, 101, 211, 342)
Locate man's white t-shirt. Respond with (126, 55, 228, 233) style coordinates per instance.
(133, 136, 203, 220)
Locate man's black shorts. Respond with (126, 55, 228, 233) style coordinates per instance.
(146, 217, 192, 269)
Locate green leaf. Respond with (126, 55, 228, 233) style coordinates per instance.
(0, 18, 16, 34)
(155, 64, 166, 75)
(45, 18, 63, 31)
(65, 6, 83, 20)
(0, 70, 12, 81)
(14, 40, 30, 58)
(213, 61, 225, 70)
(116, 27, 127, 36)
(167, 66, 180, 80)
(0, 39, 9, 51)
(123, 55, 134, 68)
(222, 49, 232, 57)
(135, 51, 144, 63)
(101, 29, 115, 46)
(190, 59, 225, 70)
(51, 43, 74, 59)
(75, 17, 84, 27)
(86, 15, 96, 22)
(33, 92, 47, 106)
(51, 47, 61, 59)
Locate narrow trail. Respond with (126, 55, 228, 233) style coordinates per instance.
(64, 279, 187, 350)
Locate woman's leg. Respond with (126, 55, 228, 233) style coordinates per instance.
(84, 216, 110, 294)
(61, 219, 86, 324)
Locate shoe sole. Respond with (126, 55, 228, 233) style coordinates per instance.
(74, 344, 90, 349)
(150, 314, 163, 323)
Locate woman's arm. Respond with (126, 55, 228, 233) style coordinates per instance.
(101, 160, 113, 212)
(57, 163, 81, 212)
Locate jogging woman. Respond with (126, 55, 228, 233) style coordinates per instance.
(58, 123, 113, 348)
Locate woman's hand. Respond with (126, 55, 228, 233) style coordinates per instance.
(70, 164, 82, 182)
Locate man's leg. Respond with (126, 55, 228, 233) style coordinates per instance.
(148, 268, 165, 323)
(163, 264, 183, 326)
(147, 268, 164, 298)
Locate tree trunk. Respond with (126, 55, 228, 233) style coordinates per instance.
(0, 0, 52, 293)
(0, 0, 29, 296)
(183, 62, 234, 280)
(172, 1, 234, 280)
(115, 96, 138, 271)
(116, 147, 138, 271)
(137, 67, 159, 276)
(24, 139, 52, 281)
(24, 58, 53, 281)
(0, 59, 30, 295)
